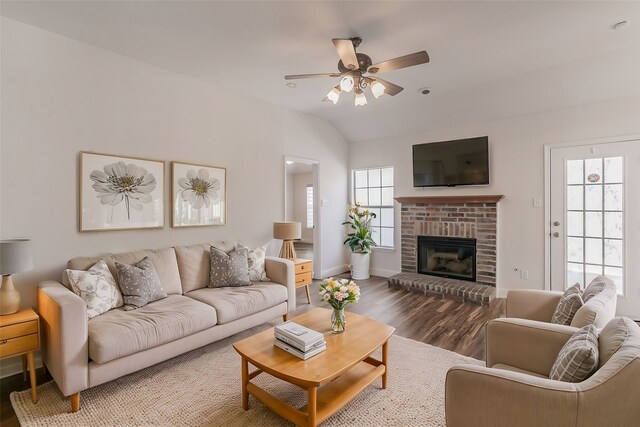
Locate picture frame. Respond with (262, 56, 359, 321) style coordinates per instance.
(171, 161, 227, 227)
(79, 152, 165, 232)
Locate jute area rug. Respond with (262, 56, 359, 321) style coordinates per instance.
(11, 323, 482, 427)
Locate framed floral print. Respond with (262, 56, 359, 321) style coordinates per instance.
(171, 161, 227, 227)
(80, 152, 165, 231)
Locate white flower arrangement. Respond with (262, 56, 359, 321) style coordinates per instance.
(318, 278, 360, 310)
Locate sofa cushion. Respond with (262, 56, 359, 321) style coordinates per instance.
(65, 260, 124, 319)
(186, 283, 287, 324)
(549, 324, 599, 382)
(598, 317, 631, 368)
(174, 243, 211, 293)
(66, 254, 115, 287)
(115, 257, 167, 311)
(209, 247, 251, 288)
(112, 248, 182, 295)
(571, 277, 617, 329)
(88, 295, 217, 363)
(551, 283, 583, 325)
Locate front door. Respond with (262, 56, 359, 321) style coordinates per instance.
(549, 139, 640, 319)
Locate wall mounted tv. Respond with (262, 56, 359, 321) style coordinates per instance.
(412, 136, 489, 187)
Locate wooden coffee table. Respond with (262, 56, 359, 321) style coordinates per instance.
(233, 308, 395, 427)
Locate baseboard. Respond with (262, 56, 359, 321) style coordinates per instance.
(320, 264, 350, 279)
(370, 268, 401, 278)
(0, 353, 43, 379)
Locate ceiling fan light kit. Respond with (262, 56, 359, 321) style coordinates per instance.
(284, 37, 429, 107)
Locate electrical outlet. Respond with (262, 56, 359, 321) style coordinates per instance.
(533, 197, 542, 208)
(520, 270, 529, 280)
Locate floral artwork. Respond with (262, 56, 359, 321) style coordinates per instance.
(172, 162, 226, 227)
(80, 152, 164, 231)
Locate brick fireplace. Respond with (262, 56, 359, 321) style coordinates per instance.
(389, 195, 504, 305)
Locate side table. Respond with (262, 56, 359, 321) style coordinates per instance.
(0, 308, 40, 403)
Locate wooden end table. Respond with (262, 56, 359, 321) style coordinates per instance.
(0, 308, 40, 403)
(233, 308, 395, 427)
(293, 258, 313, 304)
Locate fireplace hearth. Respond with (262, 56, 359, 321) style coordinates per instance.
(418, 236, 477, 282)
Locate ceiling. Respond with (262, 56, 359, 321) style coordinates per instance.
(3, 1, 640, 142)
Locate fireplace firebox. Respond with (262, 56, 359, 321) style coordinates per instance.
(417, 236, 477, 282)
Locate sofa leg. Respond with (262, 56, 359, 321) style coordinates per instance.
(70, 392, 80, 413)
(282, 314, 288, 322)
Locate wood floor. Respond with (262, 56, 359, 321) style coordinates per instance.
(0, 275, 504, 426)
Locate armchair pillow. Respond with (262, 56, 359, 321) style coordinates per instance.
(549, 324, 599, 382)
(551, 283, 583, 325)
(115, 257, 167, 310)
(582, 275, 613, 302)
(209, 247, 251, 287)
(64, 260, 123, 319)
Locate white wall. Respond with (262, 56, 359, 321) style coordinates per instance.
(350, 95, 640, 295)
(0, 18, 350, 315)
(293, 173, 314, 243)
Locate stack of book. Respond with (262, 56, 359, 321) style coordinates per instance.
(274, 322, 326, 360)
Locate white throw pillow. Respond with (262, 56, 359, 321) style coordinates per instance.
(239, 243, 270, 282)
(65, 260, 124, 319)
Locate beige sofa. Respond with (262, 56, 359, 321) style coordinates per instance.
(37, 243, 295, 412)
(445, 317, 640, 427)
(505, 275, 617, 329)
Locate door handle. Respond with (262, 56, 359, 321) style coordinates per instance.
(552, 232, 560, 238)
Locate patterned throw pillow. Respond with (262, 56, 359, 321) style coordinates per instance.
(65, 260, 123, 320)
(582, 275, 612, 302)
(551, 283, 583, 325)
(115, 257, 167, 311)
(209, 247, 251, 287)
(238, 244, 270, 282)
(550, 324, 599, 382)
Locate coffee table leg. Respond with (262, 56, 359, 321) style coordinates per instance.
(308, 386, 317, 427)
(382, 340, 389, 389)
(241, 356, 249, 410)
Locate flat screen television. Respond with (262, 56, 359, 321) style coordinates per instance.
(413, 136, 489, 187)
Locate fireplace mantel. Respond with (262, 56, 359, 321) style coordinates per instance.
(395, 195, 504, 204)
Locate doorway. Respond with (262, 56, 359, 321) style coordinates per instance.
(284, 156, 320, 279)
(547, 137, 640, 319)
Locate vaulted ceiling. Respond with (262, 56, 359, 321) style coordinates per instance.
(3, 1, 640, 142)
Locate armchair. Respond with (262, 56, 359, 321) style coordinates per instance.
(445, 317, 640, 427)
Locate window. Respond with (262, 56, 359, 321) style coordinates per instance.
(353, 167, 394, 248)
(306, 185, 314, 228)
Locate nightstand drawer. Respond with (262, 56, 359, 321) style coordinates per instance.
(0, 320, 38, 340)
(295, 271, 312, 286)
(295, 262, 312, 275)
(0, 333, 39, 358)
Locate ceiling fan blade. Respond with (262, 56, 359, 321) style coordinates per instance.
(368, 51, 430, 74)
(371, 77, 404, 96)
(285, 73, 341, 80)
(332, 38, 359, 70)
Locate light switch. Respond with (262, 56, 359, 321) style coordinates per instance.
(321, 199, 328, 207)
(533, 197, 542, 208)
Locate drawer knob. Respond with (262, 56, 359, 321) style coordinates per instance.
(1, 340, 7, 344)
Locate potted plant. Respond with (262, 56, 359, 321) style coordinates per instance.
(342, 203, 376, 280)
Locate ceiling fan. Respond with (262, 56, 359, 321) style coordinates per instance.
(285, 37, 429, 106)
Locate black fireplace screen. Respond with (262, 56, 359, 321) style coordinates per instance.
(417, 236, 477, 282)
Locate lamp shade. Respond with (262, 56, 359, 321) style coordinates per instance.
(0, 239, 33, 275)
(273, 222, 301, 240)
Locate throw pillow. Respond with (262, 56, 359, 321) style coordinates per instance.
(549, 324, 599, 382)
(239, 243, 270, 282)
(65, 260, 123, 320)
(551, 283, 583, 325)
(209, 247, 251, 287)
(115, 257, 167, 311)
(582, 275, 612, 302)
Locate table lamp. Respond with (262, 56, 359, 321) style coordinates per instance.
(273, 221, 301, 259)
(0, 239, 33, 315)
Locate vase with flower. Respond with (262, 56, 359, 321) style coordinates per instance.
(318, 278, 361, 333)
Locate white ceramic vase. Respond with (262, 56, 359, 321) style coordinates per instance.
(350, 252, 371, 280)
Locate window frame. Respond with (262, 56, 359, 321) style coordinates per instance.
(351, 166, 395, 249)
(306, 184, 314, 229)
